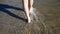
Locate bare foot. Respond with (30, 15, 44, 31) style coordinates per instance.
(28, 17, 31, 23)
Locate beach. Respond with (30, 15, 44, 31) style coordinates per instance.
(0, 0, 60, 34)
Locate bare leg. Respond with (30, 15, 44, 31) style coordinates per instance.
(23, 0, 31, 23)
(30, 0, 33, 13)
(29, 0, 33, 8)
(29, 0, 34, 21)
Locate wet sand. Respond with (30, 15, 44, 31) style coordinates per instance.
(0, 0, 60, 34)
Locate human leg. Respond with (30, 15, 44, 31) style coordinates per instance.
(29, 0, 34, 13)
(23, 0, 31, 23)
(29, 0, 33, 9)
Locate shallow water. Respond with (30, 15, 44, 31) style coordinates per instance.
(0, 0, 60, 34)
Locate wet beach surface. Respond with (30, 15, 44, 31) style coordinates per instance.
(0, 0, 60, 34)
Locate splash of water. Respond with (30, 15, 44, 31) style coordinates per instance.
(29, 7, 39, 22)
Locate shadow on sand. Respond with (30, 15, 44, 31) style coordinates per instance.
(0, 4, 27, 22)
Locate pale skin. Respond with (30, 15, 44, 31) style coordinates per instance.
(23, 0, 33, 23)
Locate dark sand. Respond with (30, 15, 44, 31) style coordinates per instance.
(0, 0, 60, 34)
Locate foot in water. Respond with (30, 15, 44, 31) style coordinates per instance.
(28, 7, 36, 23)
(28, 7, 33, 23)
(28, 16, 31, 23)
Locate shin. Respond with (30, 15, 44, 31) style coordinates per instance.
(23, 0, 31, 23)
